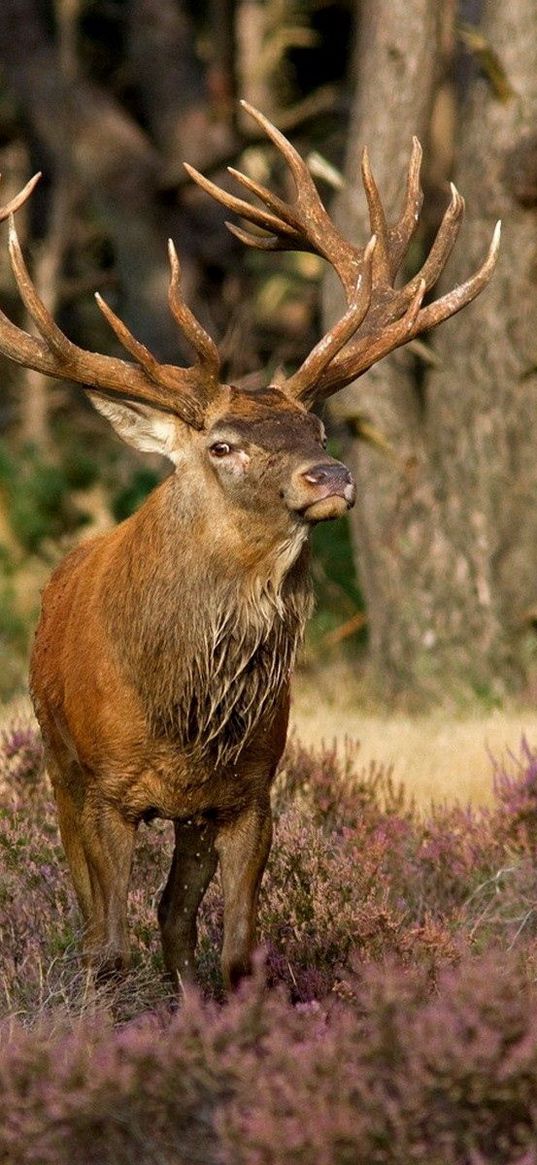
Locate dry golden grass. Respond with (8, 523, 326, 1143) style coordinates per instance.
(291, 664, 537, 807)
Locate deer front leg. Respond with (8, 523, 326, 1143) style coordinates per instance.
(216, 799, 272, 990)
(55, 780, 136, 975)
(158, 819, 217, 984)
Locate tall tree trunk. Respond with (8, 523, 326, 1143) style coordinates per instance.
(329, 0, 537, 706)
(425, 0, 537, 696)
(327, 0, 448, 703)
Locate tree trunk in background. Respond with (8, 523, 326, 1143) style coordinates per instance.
(329, 0, 537, 706)
(327, 0, 449, 703)
(425, 0, 537, 697)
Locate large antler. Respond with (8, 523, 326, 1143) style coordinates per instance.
(185, 101, 500, 407)
(0, 180, 221, 429)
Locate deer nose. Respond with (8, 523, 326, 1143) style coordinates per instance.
(302, 463, 353, 489)
(288, 458, 356, 520)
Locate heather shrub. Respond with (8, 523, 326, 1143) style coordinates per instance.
(273, 734, 410, 831)
(2, 705, 537, 1162)
(260, 806, 406, 999)
(3, 708, 537, 1011)
(405, 800, 504, 916)
(0, 702, 44, 789)
(0, 705, 71, 1012)
(0, 993, 228, 1164)
(493, 735, 537, 855)
(1, 958, 537, 1165)
(220, 954, 537, 1165)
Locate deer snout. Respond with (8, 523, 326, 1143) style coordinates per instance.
(288, 459, 356, 522)
(302, 463, 353, 490)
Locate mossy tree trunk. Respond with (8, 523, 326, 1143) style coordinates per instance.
(329, 0, 537, 706)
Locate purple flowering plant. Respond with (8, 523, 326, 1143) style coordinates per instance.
(2, 704, 537, 1163)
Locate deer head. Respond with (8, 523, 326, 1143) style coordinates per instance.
(0, 102, 499, 542)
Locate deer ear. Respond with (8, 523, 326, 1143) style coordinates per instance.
(87, 392, 186, 463)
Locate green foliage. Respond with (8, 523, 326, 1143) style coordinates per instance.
(310, 512, 364, 648)
(111, 468, 161, 522)
(0, 440, 91, 552)
(311, 511, 361, 607)
(0, 546, 31, 698)
(60, 447, 99, 491)
(308, 439, 365, 651)
(0, 435, 101, 697)
(0, 546, 23, 634)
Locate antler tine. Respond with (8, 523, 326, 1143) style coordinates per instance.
(238, 100, 321, 201)
(360, 147, 392, 286)
(224, 220, 288, 253)
(239, 101, 362, 295)
(183, 162, 304, 245)
(308, 223, 501, 402)
(95, 292, 171, 385)
(186, 102, 361, 297)
(412, 219, 501, 333)
(96, 242, 221, 403)
(360, 139, 424, 287)
(167, 239, 220, 385)
(400, 183, 465, 305)
(387, 137, 423, 276)
(285, 235, 377, 397)
(8, 215, 77, 359)
(357, 181, 465, 326)
(226, 166, 298, 225)
(0, 200, 220, 429)
(0, 172, 42, 222)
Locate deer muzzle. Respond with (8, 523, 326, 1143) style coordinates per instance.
(292, 460, 356, 522)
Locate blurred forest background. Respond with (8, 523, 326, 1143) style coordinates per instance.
(0, 0, 535, 710)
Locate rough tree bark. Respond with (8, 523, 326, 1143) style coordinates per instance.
(328, 0, 537, 705)
(425, 0, 537, 698)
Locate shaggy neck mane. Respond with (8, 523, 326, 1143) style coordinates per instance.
(105, 481, 312, 767)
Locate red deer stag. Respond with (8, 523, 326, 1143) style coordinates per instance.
(0, 104, 499, 989)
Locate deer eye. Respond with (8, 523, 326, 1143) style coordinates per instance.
(321, 434, 328, 450)
(209, 441, 232, 458)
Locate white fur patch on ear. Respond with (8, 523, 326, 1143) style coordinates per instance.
(87, 392, 186, 464)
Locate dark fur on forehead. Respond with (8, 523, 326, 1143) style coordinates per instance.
(227, 384, 306, 416)
(213, 384, 323, 449)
